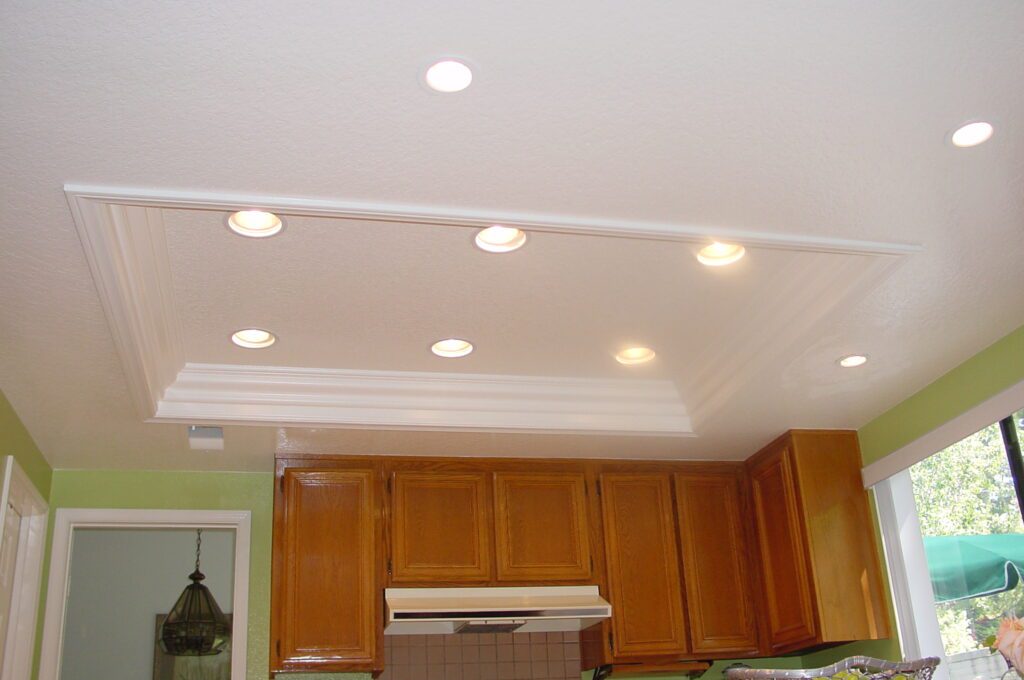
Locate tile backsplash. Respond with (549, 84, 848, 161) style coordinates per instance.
(381, 632, 583, 680)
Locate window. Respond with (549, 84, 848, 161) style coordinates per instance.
(876, 408, 1024, 680)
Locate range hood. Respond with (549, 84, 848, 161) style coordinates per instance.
(384, 586, 611, 635)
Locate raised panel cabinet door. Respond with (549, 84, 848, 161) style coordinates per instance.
(600, 473, 688, 658)
(674, 470, 759, 657)
(275, 469, 377, 670)
(391, 471, 493, 582)
(749, 448, 818, 652)
(493, 472, 592, 581)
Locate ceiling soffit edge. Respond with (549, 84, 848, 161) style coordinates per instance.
(65, 185, 921, 436)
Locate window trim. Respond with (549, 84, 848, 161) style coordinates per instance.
(875, 471, 949, 679)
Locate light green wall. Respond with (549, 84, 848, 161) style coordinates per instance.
(859, 324, 1024, 466)
(0, 390, 52, 498)
(33, 470, 273, 680)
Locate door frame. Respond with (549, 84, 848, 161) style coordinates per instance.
(0, 457, 48, 680)
(37, 508, 251, 680)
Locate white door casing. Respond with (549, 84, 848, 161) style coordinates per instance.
(37, 508, 251, 680)
(0, 457, 48, 680)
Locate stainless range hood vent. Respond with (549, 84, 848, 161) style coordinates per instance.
(384, 586, 611, 636)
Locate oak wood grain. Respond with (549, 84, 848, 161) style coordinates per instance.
(493, 472, 592, 581)
(599, 473, 689, 659)
(674, 469, 760, 657)
(271, 467, 378, 672)
(390, 471, 493, 582)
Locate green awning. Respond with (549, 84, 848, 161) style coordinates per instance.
(923, 534, 1024, 603)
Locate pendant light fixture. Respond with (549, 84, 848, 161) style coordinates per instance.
(159, 529, 231, 656)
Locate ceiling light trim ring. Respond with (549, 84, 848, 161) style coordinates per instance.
(950, 120, 994, 148)
(226, 210, 284, 238)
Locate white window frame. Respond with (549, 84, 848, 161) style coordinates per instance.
(868, 378, 1024, 680)
(874, 472, 949, 678)
(37, 508, 251, 680)
(0, 457, 48, 680)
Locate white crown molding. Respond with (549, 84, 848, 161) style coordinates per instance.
(156, 363, 693, 436)
(64, 184, 922, 256)
(66, 192, 184, 418)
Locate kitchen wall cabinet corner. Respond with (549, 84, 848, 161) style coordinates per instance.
(271, 464, 381, 674)
(747, 430, 891, 654)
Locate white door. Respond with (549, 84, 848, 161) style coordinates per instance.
(0, 502, 23, 665)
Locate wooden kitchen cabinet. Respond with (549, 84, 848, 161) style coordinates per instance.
(493, 472, 592, 581)
(390, 471, 493, 582)
(747, 430, 890, 654)
(271, 467, 380, 673)
(599, 473, 688, 658)
(674, 468, 760, 657)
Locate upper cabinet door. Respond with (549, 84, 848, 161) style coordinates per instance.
(390, 471, 493, 582)
(493, 472, 592, 581)
(273, 469, 377, 672)
(748, 446, 818, 652)
(674, 470, 759, 657)
(600, 473, 688, 659)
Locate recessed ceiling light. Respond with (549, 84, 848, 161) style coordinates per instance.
(951, 121, 993, 148)
(696, 241, 746, 267)
(475, 225, 527, 253)
(615, 347, 656, 365)
(227, 210, 283, 238)
(838, 354, 868, 368)
(431, 338, 474, 358)
(231, 328, 276, 349)
(425, 60, 473, 93)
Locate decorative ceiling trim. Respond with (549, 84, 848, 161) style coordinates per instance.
(156, 363, 693, 436)
(66, 193, 185, 418)
(65, 184, 922, 256)
(65, 185, 701, 435)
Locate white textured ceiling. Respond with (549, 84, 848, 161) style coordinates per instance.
(1, 1, 1022, 472)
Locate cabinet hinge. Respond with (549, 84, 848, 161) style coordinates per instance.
(387, 559, 392, 575)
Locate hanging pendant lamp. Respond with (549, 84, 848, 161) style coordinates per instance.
(159, 529, 231, 656)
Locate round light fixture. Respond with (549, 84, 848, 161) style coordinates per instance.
(951, 121, 993, 148)
(475, 225, 527, 253)
(615, 347, 656, 365)
(838, 354, 868, 368)
(425, 60, 473, 93)
(227, 211, 283, 238)
(431, 338, 474, 358)
(696, 241, 746, 267)
(231, 328, 276, 349)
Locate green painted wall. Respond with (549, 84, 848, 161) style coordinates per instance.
(0, 390, 52, 498)
(33, 470, 273, 680)
(859, 324, 1024, 466)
